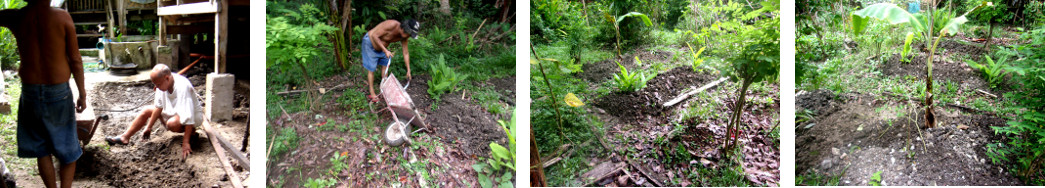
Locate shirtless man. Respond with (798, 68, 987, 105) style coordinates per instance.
(0, 0, 88, 187)
(106, 64, 202, 159)
(362, 19, 420, 102)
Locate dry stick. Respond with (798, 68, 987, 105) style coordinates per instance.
(530, 45, 573, 145)
(663, 77, 728, 107)
(471, 18, 488, 41)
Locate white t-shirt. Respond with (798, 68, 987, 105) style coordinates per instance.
(154, 74, 203, 126)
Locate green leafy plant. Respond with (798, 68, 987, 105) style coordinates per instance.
(851, 1, 992, 128)
(474, 112, 516, 188)
(268, 127, 299, 158)
(612, 59, 649, 92)
(428, 54, 469, 100)
(328, 152, 350, 175)
(964, 55, 1011, 88)
(602, 11, 652, 57)
(901, 32, 915, 63)
(724, 0, 780, 151)
(0, 0, 25, 70)
(869, 171, 883, 186)
(302, 177, 336, 188)
(266, 2, 339, 85)
(687, 43, 707, 72)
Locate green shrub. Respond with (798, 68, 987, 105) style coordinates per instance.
(963, 55, 1011, 88)
(268, 127, 300, 158)
(427, 54, 469, 100)
(0, 0, 25, 70)
(612, 58, 649, 92)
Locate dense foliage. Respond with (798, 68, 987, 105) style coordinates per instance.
(0, 0, 25, 70)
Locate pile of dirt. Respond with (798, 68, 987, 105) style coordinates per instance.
(77, 135, 213, 187)
(425, 92, 507, 156)
(915, 39, 988, 61)
(796, 89, 842, 117)
(796, 94, 1022, 185)
(880, 54, 991, 91)
(594, 67, 716, 124)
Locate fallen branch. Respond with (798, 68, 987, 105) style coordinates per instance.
(541, 156, 562, 169)
(976, 89, 997, 98)
(470, 19, 488, 41)
(663, 77, 728, 107)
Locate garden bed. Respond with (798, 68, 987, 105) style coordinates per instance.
(266, 73, 514, 187)
(796, 90, 1021, 186)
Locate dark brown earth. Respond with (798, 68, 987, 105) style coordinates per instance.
(72, 74, 250, 187)
(593, 67, 716, 125)
(796, 90, 1022, 186)
(267, 72, 513, 187)
(583, 64, 779, 186)
(881, 54, 992, 92)
(427, 91, 509, 156)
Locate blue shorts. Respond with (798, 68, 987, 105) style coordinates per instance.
(361, 32, 390, 72)
(17, 82, 81, 164)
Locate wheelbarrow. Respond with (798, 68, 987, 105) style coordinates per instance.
(377, 61, 428, 147)
(76, 114, 109, 147)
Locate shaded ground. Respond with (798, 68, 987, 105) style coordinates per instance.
(267, 72, 514, 187)
(579, 47, 676, 82)
(796, 90, 1021, 186)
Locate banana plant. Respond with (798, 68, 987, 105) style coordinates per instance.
(602, 11, 652, 57)
(851, 1, 992, 128)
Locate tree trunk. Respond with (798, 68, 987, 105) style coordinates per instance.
(982, 20, 993, 49)
(726, 80, 751, 151)
(439, 0, 451, 15)
(530, 131, 548, 187)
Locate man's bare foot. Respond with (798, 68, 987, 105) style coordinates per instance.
(105, 136, 129, 145)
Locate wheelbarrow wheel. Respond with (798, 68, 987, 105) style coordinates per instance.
(384, 121, 412, 146)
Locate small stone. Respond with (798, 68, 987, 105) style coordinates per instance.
(957, 124, 970, 130)
(832, 148, 841, 155)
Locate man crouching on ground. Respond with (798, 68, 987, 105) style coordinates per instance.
(362, 19, 420, 102)
(0, 0, 88, 187)
(106, 64, 203, 159)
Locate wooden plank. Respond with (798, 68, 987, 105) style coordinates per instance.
(157, 2, 217, 15)
(202, 121, 244, 188)
(164, 24, 214, 35)
(212, 123, 250, 171)
(215, 0, 226, 73)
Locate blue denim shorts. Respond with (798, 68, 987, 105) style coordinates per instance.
(361, 32, 390, 72)
(17, 82, 81, 164)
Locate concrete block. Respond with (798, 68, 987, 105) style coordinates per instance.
(156, 46, 176, 70)
(205, 73, 234, 122)
(104, 41, 155, 69)
(0, 95, 10, 115)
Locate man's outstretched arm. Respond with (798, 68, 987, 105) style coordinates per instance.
(0, 9, 17, 28)
(63, 11, 86, 112)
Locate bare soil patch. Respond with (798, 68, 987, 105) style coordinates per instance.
(593, 67, 715, 125)
(796, 90, 1021, 186)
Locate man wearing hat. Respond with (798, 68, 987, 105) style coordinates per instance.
(362, 19, 420, 102)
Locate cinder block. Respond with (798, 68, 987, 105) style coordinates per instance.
(156, 46, 176, 70)
(205, 73, 235, 122)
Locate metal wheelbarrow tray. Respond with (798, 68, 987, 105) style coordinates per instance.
(379, 73, 428, 146)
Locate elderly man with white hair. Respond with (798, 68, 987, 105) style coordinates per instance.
(106, 64, 203, 159)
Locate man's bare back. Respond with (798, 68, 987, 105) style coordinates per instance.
(367, 20, 411, 53)
(0, 4, 83, 85)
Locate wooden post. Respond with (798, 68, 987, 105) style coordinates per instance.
(118, 0, 126, 36)
(157, 0, 166, 46)
(214, 0, 227, 73)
